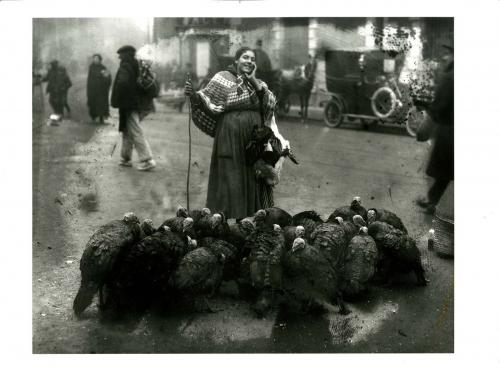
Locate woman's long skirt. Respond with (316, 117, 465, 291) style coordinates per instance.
(206, 109, 273, 219)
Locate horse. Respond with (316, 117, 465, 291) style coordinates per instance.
(275, 59, 317, 123)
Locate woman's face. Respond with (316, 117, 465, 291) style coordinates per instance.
(92, 56, 101, 65)
(235, 50, 256, 75)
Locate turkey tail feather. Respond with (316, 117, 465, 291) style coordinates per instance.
(73, 281, 99, 316)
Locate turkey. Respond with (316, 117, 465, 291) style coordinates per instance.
(283, 225, 305, 251)
(197, 237, 239, 282)
(210, 212, 231, 239)
(189, 207, 211, 223)
(238, 217, 286, 316)
(254, 158, 282, 187)
(281, 237, 350, 315)
(104, 225, 196, 314)
(368, 221, 427, 286)
(339, 227, 379, 298)
(291, 210, 323, 240)
(171, 237, 235, 312)
(190, 208, 214, 238)
(140, 218, 156, 239)
(158, 215, 195, 238)
(73, 212, 142, 316)
(175, 205, 190, 219)
(309, 221, 349, 270)
(367, 208, 408, 234)
(263, 135, 299, 167)
(187, 211, 229, 239)
(327, 196, 368, 223)
(251, 207, 292, 228)
(245, 125, 298, 167)
(329, 215, 366, 241)
(222, 218, 255, 253)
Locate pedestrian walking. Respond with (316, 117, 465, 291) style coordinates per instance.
(416, 45, 454, 214)
(42, 60, 72, 120)
(185, 46, 289, 219)
(87, 54, 112, 123)
(111, 45, 156, 171)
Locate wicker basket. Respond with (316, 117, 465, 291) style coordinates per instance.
(432, 214, 454, 258)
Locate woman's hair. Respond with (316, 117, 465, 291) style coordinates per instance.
(92, 54, 103, 62)
(234, 47, 256, 61)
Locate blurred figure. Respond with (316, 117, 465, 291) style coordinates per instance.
(32, 71, 43, 89)
(304, 54, 317, 82)
(171, 60, 185, 89)
(42, 60, 72, 120)
(111, 45, 156, 171)
(87, 54, 112, 123)
(165, 59, 180, 89)
(253, 39, 272, 86)
(163, 60, 173, 90)
(416, 45, 454, 214)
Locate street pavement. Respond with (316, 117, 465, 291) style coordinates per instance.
(32, 101, 453, 353)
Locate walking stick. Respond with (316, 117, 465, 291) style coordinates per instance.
(39, 82, 45, 115)
(110, 137, 118, 157)
(186, 73, 192, 213)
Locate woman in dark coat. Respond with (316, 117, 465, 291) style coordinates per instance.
(417, 46, 454, 214)
(185, 47, 289, 219)
(87, 54, 111, 123)
(43, 60, 72, 118)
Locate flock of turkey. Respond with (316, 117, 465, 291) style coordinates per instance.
(73, 197, 428, 319)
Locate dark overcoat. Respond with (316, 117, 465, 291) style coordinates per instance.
(44, 66, 72, 115)
(111, 56, 155, 132)
(45, 66, 72, 96)
(426, 63, 454, 181)
(111, 57, 139, 110)
(87, 63, 111, 118)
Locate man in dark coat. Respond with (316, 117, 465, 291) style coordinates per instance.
(416, 45, 454, 214)
(87, 54, 112, 123)
(42, 60, 72, 118)
(111, 45, 156, 171)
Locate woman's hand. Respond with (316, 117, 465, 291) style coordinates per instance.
(246, 63, 262, 91)
(184, 80, 194, 96)
(247, 62, 257, 79)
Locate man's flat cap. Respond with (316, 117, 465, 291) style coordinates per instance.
(117, 45, 136, 54)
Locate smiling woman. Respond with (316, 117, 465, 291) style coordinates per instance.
(185, 47, 289, 219)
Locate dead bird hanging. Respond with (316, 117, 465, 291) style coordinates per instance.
(245, 124, 299, 167)
(245, 81, 299, 168)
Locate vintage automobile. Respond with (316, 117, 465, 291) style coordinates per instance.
(321, 49, 427, 136)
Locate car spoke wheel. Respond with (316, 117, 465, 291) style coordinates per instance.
(371, 86, 397, 119)
(323, 99, 344, 128)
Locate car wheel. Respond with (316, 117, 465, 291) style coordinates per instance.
(371, 86, 397, 119)
(323, 99, 344, 128)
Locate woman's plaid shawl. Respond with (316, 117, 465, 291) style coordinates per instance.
(191, 69, 276, 137)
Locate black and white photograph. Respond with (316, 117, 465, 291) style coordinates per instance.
(1, 0, 500, 366)
(31, 15, 455, 354)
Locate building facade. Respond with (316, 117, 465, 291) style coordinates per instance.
(151, 17, 452, 107)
